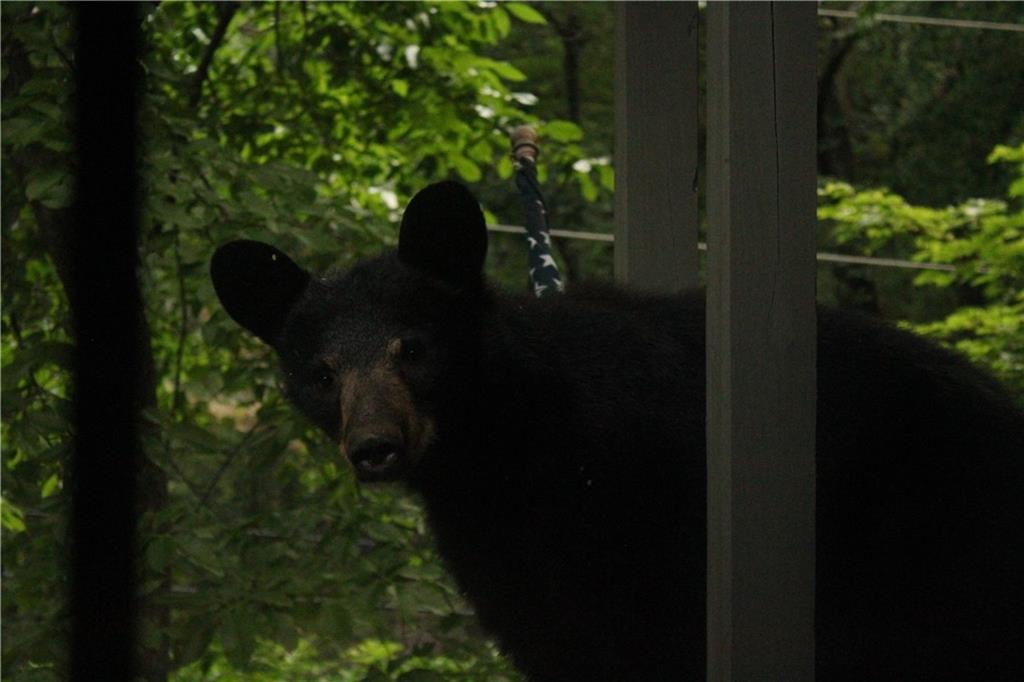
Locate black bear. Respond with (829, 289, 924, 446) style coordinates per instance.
(212, 181, 1024, 681)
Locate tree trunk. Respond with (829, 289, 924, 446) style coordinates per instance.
(817, 30, 859, 178)
(3, 20, 171, 682)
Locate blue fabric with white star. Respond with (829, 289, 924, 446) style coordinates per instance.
(514, 157, 564, 298)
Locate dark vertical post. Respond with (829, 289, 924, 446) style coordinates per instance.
(614, 1, 700, 292)
(70, 4, 143, 680)
(706, 2, 817, 680)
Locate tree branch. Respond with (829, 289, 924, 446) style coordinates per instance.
(171, 227, 188, 414)
(817, 29, 861, 176)
(188, 2, 239, 110)
(274, 1, 284, 74)
(198, 422, 262, 507)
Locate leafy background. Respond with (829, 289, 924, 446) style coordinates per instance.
(2, 2, 1022, 680)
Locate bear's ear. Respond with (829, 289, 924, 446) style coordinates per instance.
(398, 181, 487, 290)
(211, 240, 310, 347)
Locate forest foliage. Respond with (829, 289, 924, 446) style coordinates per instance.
(2, 2, 1022, 681)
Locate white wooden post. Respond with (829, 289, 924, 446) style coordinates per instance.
(705, 2, 818, 680)
(614, 1, 700, 292)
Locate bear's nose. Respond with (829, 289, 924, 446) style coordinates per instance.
(348, 434, 405, 481)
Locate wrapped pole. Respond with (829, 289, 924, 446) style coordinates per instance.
(511, 125, 564, 297)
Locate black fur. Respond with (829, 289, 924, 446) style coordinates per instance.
(213, 183, 1024, 681)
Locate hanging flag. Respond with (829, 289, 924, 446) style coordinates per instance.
(511, 125, 564, 298)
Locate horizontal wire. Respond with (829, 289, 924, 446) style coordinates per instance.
(490, 222, 614, 242)
(818, 8, 1024, 33)
(488, 224, 963, 273)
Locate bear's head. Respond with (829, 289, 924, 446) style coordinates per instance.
(211, 181, 488, 482)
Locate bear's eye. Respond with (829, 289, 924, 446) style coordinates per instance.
(316, 365, 334, 390)
(400, 336, 426, 362)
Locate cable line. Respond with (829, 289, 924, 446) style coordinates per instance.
(818, 8, 1024, 33)
(488, 224, 966, 273)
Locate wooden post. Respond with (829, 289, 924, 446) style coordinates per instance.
(705, 2, 818, 680)
(614, 1, 700, 292)
(70, 5, 143, 680)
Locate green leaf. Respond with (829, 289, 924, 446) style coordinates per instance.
(391, 79, 409, 97)
(346, 638, 403, 666)
(40, 473, 61, 499)
(1009, 176, 1024, 199)
(1, 341, 74, 391)
(467, 140, 493, 164)
(29, 99, 64, 123)
(451, 155, 482, 183)
(40, 182, 72, 209)
(542, 120, 583, 143)
(987, 144, 1024, 164)
(578, 172, 598, 202)
(488, 60, 527, 82)
(491, 6, 511, 38)
(25, 169, 71, 208)
(1, 497, 26, 533)
(497, 154, 514, 180)
(505, 2, 547, 24)
(2, 117, 50, 147)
